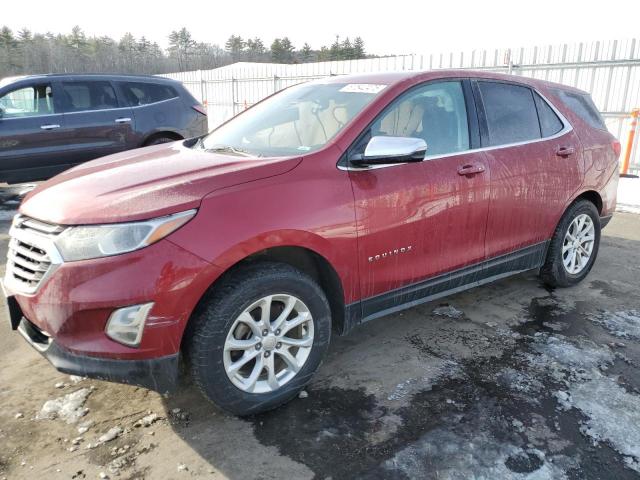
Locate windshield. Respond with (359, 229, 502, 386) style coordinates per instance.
(197, 82, 386, 157)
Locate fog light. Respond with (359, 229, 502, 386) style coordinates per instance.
(105, 303, 154, 347)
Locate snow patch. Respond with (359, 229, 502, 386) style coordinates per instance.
(568, 374, 640, 473)
(383, 428, 571, 479)
(387, 360, 459, 401)
(432, 304, 463, 319)
(36, 388, 92, 423)
(497, 368, 544, 395)
(531, 335, 613, 371)
(591, 310, 640, 340)
(528, 332, 640, 474)
(98, 426, 122, 444)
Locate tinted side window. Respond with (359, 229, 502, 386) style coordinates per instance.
(555, 90, 606, 130)
(120, 82, 178, 106)
(534, 93, 564, 137)
(0, 83, 54, 117)
(368, 81, 470, 156)
(61, 81, 118, 112)
(478, 82, 541, 146)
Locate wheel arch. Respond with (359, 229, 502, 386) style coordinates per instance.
(141, 130, 184, 146)
(549, 189, 603, 240)
(573, 190, 603, 214)
(181, 244, 350, 355)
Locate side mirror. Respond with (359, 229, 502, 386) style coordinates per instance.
(349, 136, 427, 166)
(0, 106, 4, 119)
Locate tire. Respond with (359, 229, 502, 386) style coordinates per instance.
(540, 199, 601, 288)
(144, 136, 176, 146)
(185, 262, 332, 415)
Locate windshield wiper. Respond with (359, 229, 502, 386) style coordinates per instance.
(204, 144, 257, 158)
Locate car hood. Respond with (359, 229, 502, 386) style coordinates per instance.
(20, 142, 302, 225)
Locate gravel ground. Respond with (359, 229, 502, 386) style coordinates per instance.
(1, 185, 640, 480)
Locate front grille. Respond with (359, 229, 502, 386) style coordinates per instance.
(6, 215, 65, 293)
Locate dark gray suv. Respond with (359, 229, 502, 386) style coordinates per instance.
(0, 74, 208, 183)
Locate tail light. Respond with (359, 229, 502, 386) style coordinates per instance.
(192, 104, 207, 116)
(612, 140, 621, 157)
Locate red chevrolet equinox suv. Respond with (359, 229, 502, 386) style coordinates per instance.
(3, 71, 620, 415)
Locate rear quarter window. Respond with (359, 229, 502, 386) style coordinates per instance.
(533, 92, 564, 137)
(555, 90, 606, 130)
(120, 82, 178, 106)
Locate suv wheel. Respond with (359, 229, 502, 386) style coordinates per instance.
(186, 262, 331, 415)
(540, 199, 601, 288)
(145, 136, 176, 146)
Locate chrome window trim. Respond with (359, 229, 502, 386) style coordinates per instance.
(60, 96, 178, 115)
(0, 112, 62, 120)
(0, 95, 178, 118)
(339, 87, 573, 172)
(62, 106, 130, 115)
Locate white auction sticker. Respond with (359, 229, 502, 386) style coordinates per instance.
(339, 84, 387, 94)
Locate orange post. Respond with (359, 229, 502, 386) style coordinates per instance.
(621, 109, 639, 175)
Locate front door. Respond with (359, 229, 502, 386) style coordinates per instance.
(0, 81, 69, 182)
(347, 80, 490, 318)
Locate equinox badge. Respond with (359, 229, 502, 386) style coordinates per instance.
(368, 246, 413, 262)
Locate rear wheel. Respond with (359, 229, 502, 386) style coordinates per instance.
(540, 200, 601, 288)
(186, 262, 331, 415)
(144, 136, 176, 146)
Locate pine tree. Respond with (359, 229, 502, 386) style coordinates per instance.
(246, 37, 265, 61)
(225, 35, 245, 61)
(353, 37, 365, 58)
(301, 43, 313, 62)
(341, 37, 354, 59)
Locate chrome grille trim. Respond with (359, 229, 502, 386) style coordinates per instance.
(21, 217, 66, 235)
(4, 214, 66, 295)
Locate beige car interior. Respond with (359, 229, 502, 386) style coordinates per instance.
(378, 99, 424, 137)
(250, 87, 465, 155)
(253, 99, 349, 149)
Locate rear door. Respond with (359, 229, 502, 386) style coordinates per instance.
(348, 80, 491, 314)
(0, 80, 69, 182)
(475, 80, 584, 261)
(60, 80, 135, 164)
(117, 81, 183, 143)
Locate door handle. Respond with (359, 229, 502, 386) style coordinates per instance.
(115, 117, 132, 124)
(457, 164, 486, 176)
(556, 146, 575, 157)
(40, 124, 60, 130)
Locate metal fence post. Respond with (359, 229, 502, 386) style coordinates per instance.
(231, 77, 237, 116)
(199, 70, 207, 104)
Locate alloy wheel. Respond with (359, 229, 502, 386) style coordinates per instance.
(223, 294, 314, 394)
(562, 214, 595, 274)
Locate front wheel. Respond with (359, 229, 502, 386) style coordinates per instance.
(186, 262, 331, 415)
(540, 199, 601, 288)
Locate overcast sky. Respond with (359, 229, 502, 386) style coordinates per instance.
(3, 0, 638, 54)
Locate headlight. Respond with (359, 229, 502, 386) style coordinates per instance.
(54, 209, 196, 261)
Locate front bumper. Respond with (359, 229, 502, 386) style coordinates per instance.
(17, 316, 178, 392)
(5, 238, 220, 360)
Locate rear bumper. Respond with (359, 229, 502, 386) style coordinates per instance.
(600, 214, 613, 229)
(18, 317, 179, 392)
